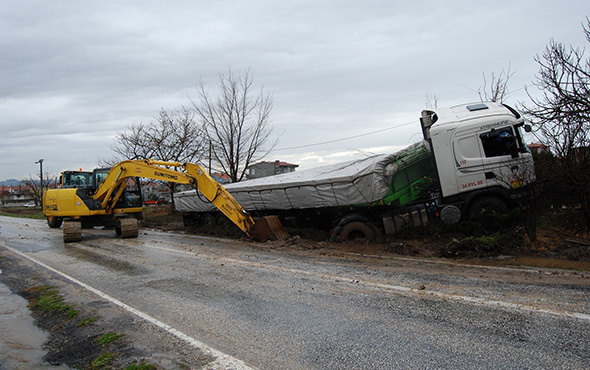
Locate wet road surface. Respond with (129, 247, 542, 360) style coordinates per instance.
(1, 215, 589, 369)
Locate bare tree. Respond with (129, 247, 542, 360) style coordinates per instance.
(22, 171, 58, 206)
(478, 63, 515, 103)
(111, 107, 206, 204)
(191, 69, 278, 182)
(521, 18, 590, 229)
(112, 107, 205, 164)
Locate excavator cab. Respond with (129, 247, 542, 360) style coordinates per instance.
(118, 177, 143, 208)
(92, 168, 143, 208)
(94, 169, 109, 188)
(61, 170, 93, 189)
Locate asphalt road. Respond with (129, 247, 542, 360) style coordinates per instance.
(1, 215, 589, 369)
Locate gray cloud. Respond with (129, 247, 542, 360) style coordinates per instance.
(1, 1, 588, 179)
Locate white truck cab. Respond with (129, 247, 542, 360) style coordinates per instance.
(421, 102, 534, 221)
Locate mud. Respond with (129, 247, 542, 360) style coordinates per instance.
(8, 205, 590, 262)
(139, 205, 590, 263)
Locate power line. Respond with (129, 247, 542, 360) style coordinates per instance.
(271, 120, 416, 152)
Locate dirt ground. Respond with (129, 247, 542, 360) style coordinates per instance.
(4, 205, 590, 265)
(140, 205, 590, 267)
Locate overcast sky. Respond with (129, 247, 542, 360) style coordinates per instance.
(1, 1, 588, 181)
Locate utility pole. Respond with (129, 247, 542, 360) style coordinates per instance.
(208, 140, 212, 176)
(35, 159, 43, 204)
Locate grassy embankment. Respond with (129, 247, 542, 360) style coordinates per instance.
(0, 206, 45, 219)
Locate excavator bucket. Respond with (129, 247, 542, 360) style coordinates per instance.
(249, 215, 290, 241)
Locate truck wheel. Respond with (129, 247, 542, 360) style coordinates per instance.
(339, 221, 376, 241)
(217, 215, 233, 228)
(467, 196, 508, 220)
(202, 214, 217, 226)
(47, 216, 63, 228)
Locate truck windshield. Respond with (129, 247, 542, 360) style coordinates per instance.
(480, 127, 517, 158)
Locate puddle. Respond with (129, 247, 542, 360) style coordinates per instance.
(0, 269, 69, 369)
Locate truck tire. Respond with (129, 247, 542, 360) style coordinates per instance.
(217, 214, 232, 227)
(339, 221, 376, 241)
(47, 216, 63, 229)
(202, 214, 217, 226)
(467, 196, 508, 220)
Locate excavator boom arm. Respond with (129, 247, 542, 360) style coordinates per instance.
(92, 160, 254, 236)
(182, 163, 255, 234)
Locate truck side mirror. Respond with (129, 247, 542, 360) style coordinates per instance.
(524, 124, 532, 133)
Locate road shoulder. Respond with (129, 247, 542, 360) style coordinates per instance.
(0, 250, 214, 369)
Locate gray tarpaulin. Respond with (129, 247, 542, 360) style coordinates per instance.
(174, 140, 429, 213)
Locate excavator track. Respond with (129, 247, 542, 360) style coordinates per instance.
(116, 217, 139, 239)
(63, 220, 82, 243)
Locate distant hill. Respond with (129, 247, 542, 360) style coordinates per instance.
(0, 179, 23, 186)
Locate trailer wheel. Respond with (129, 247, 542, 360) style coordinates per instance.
(467, 196, 508, 220)
(217, 214, 231, 227)
(339, 221, 376, 241)
(202, 214, 217, 226)
(47, 216, 63, 229)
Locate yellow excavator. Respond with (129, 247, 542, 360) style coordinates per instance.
(43, 159, 288, 242)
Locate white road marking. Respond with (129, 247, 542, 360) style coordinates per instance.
(0, 242, 254, 370)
